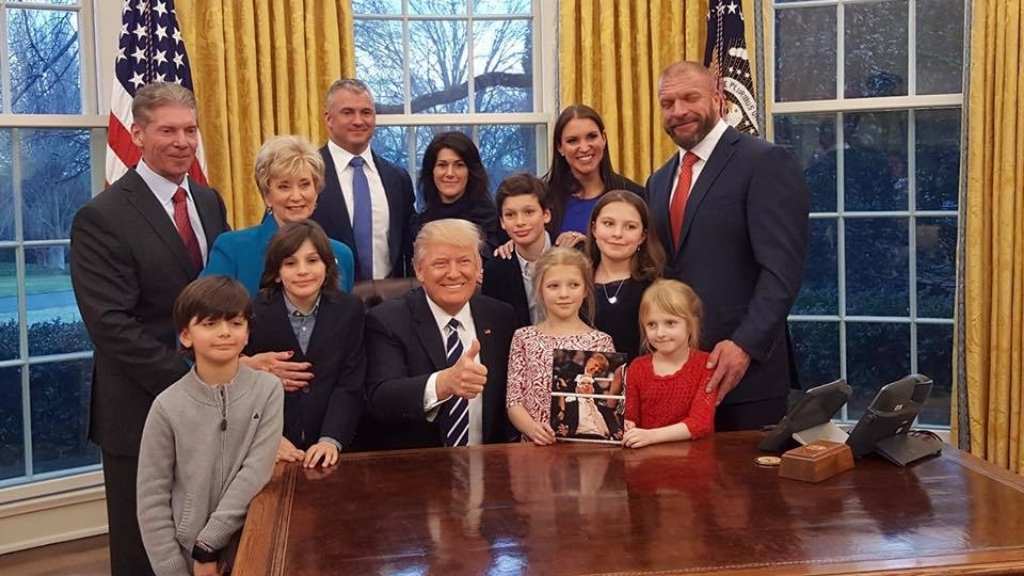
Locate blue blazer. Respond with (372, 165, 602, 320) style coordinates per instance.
(646, 126, 810, 405)
(203, 215, 355, 295)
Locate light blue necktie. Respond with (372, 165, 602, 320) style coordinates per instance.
(440, 318, 469, 447)
(349, 156, 374, 281)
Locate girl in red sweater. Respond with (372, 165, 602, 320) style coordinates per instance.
(623, 279, 716, 448)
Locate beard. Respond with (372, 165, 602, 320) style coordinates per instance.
(664, 109, 717, 150)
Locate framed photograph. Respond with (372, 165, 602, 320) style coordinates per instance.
(550, 349, 628, 444)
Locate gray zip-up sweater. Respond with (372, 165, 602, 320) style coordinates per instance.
(137, 364, 283, 575)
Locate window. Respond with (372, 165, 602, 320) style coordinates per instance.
(770, 0, 965, 426)
(0, 0, 104, 488)
(352, 0, 556, 201)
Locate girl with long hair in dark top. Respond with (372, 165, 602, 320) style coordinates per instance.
(586, 190, 665, 361)
(547, 104, 645, 246)
(415, 131, 501, 254)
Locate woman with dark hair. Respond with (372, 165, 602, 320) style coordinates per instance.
(416, 131, 501, 254)
(547, 105, 645, 248)
(586, 190, 665, 361)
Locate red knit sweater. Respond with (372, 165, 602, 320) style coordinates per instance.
(624, 350, 716, 439)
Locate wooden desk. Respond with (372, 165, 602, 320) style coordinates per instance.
(234, 433, 1024, 575)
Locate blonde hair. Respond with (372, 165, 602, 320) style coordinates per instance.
(413, 218, 482, 267)
(254, 135, 325, 198)
(638, 279, 703, 351)
(532, 247, 596, 324)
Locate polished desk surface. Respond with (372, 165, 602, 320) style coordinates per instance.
(234, 432, 1024, 575)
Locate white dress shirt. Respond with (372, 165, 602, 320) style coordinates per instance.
(136, 159, 209, 262)
(421, 296, 483, 445)
(326, 140, 393, 278)
(669, 118, 730, 205)
(515, 233, 551, 325)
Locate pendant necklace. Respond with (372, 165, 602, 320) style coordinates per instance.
(602, 279, 627, 304)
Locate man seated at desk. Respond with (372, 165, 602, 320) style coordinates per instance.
(361, 219, 517, 450)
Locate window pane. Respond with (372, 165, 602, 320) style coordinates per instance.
(25, 246, 89, 356)
(916, 109, 961, 211)
(478, 124, 539, 194)
(30, 358, 98, 474)
(372, 125, 411, 172)
(793, 218, 838, 315)
(473, 19, 532, 113)
(917, 323, 953, 426)
(352, 0, 402, 15)
(790, 321, 839, 390)
(354, 19, 405, 113)
(20, 129, 92, 241)
(7, 8, 81, 114)
(0, 130, 13, 241)
(409, 0, 466, 16)
(9, 0, 77, 4)
(474, 0, 531, 15)
(0, 249, 17, 362)
(774, 7, 836, 102)
(846, 322, 911, 420)
(844, 111, 908, 212)
(410, 20, 468, 113)
(917, 217, 956, 319)
(917, 0, 965, 95)
(844, 1, 908, 98)
(773, 113, 836, 212)
(846, 218, 909, 316)
(0, 366, 24, 481)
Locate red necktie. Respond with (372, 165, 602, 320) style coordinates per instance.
(669, 152, 700, 248)
(172, 187, 204, 271)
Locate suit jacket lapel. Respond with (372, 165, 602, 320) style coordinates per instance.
(678, 127, 740, 252)
(652, 155, 679, 258)
(304, 292, 335, 360)
(123, 170, 195, 277)
(190, 179, 224, 249)
(469, 297, 497, 442)
(321, 147, 356, 246)
(412, 289, 447, 371)
(266, 291, 307, 359)
(373, 150, 402, 270)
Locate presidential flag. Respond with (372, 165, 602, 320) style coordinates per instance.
(704, 0, 759, 136)
(106, 0, 207, 184)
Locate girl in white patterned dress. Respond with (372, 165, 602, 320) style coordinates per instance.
(506, 247, 615, 445)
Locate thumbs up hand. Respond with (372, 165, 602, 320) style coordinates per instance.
(437, 339, 488, 400)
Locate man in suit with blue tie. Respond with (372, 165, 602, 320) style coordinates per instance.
(646, 61, 810, 432)
(312, 78, 416, 280)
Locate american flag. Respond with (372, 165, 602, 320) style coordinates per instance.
(704, 0, 759, 136)
(106, 0, 207, 184)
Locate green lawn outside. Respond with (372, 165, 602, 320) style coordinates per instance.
(0, 263, 73, 298)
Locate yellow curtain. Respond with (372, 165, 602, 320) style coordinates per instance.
(176, 1, 355, 228)
(958, 0, 1024, 473)
(559, 0, 757, 184)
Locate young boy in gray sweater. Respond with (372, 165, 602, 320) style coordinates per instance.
(138, 276, 283, 576)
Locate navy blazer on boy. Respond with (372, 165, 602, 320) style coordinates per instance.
(481, 254, 531, 329)
(246, 289, 366, 449)
(361, 288, 517, 450)
(646, 124, 809, 409)
(311, 147, 416, 278)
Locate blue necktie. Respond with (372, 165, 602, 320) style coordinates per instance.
(440, 318, 469, 447)
(350, 156, 374, 281)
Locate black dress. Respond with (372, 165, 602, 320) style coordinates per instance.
(594, 277, 651, 362)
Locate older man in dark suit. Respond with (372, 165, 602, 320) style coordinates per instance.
(70, 83, 229, 575)
(312, 78, 417, 280)
(646, 61, 810, 431)
(362, 219, 517, 450)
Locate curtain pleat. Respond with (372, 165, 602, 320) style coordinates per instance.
(176, 0, 355, 228)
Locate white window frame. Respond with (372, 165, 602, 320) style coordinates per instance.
(353, 0, 559, 182)
(766, 0, 963, 425)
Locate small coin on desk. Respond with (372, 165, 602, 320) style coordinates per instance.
(755, 455, 782, 467)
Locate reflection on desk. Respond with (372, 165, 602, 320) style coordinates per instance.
(234, 432, 1024, 575)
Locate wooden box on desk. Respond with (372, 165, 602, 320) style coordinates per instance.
(779, 440, 854, 483)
